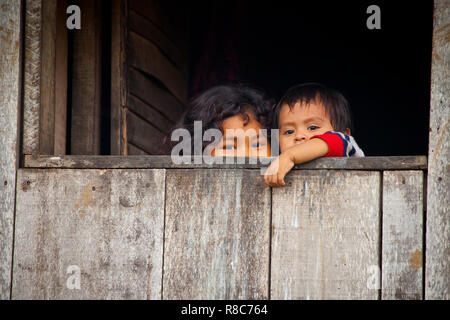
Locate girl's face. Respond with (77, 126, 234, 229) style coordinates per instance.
(211, 112, 271, 157)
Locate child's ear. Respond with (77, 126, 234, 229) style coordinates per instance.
(344, 128, 351, 135)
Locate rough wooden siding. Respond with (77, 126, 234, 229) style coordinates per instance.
(0, 0, 21, 300)
(426, 0, 450, 300)
(115, 0, 189, 156)
(382, 171, 424, 300)
(271, 171, 380, 300)
(70, 0, 103, 155)
(23, 155, 428, 170)
(23, 0, 42, 155)
(111, 0, 127, 155)
(12, 169, 165, 299)
(163, 170, 271, 299)
(39, 0, 68, 155)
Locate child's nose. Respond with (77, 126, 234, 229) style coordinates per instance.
(294, 131, 307, 142)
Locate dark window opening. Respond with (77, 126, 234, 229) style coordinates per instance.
(188, 0, 433, 156)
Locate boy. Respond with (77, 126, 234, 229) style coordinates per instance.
(264, 83, 364, 187)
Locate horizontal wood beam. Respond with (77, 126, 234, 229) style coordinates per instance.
(24, 155, 428, 170)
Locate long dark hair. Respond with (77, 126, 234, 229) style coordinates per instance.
(162, 84, 273, 154)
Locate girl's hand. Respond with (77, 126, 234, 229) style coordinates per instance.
(264, 151, 295, 187)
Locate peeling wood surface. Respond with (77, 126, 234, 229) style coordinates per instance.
(382, 171, 424, 300)
(426, 0, 450, 300)
(163, 170, 271, 299)
(23, 0, 42, 155)
(0, 0, 21, 300)
(9, 168, 428, 299)
(12, 169, 165, 299)
(271, 171, 380, 299)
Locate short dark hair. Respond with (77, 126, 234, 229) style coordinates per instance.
(271, 83, 353, 133)
(162, 84, 273, 154)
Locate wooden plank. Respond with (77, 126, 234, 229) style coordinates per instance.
(70, 0, 102, 155)
(23, 0, 42, 155)
(12, 169, 165, 299)
(382, 171, 423, 300)
(426, 0, 450, 300)
(127, 94, 174, 134)
(127, 0, 189, 56)
(128, 10, 187, 74)
(111, 0, 127, 155)
(128, 31, 187, 102)
(39, 0, 57, 155)
(0, 0, 21, 300)
(128, 143, 150, 156)
(126, 109, 166, 155)
(271, 171, 380, 299)
(53, 0, 68, 155)
(163, 169, 271, 299)
(128, 68, 184, 123)
(24, 155, 428, 171)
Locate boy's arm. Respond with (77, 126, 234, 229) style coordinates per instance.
(264, 138, 329, 187)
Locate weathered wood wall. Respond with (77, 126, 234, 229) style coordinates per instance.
(11, 157, 429, 300)
(0, 0, 21, 300)
(426, 0, 450, 300)
(112, 0, 189, 155)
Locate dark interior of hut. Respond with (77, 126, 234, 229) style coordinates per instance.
(69, 0, 433, 157)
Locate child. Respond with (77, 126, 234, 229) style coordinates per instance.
(264, 83, 364, 187)
(164, 84, 273, 157)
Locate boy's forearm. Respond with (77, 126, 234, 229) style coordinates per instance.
(284, 138, 329, 164)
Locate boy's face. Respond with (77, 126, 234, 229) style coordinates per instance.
(211, 112, 271, 157)
(278, 100, 334, 152)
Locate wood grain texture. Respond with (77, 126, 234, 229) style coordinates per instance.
(111, 0, 127, 155)
(0, 0, 21, 300)
(128, 31, 187, 102)
(12, 169, 165, 299)
(163, 169, 271, 299)
(24, 155, 428, 170)
(128, 10, 186, 74)
(53, 0, 68, 155)
(125, 108, 166, 155)
(127, 0, 189, 56)
(128, 68, 184, 123)
(70, 0, 102, 155)
(127, 94, 174, 134)
(382, 171, 424, 300)
(39, 0, 57, 155)
(426, 0, 450, 300)
(271, 171, 381, 299)
(23, 0, 42, 155)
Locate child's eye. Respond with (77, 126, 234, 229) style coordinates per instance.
(251, 142, 266, 148)
(283, 129, 294, 135)
(308, 125, 320, 131)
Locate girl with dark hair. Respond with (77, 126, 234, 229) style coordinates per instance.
(163, 84, 273, 157)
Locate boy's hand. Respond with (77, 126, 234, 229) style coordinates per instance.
(264, 151, 295, 187)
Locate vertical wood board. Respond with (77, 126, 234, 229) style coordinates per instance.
(163, 169, 271, 299)
(426, 0, 450, 300)
(271, 170, 381, 300)
(0, 0, 21, 300)
(382, 171, 424, 300)
(12, 169, 166, 299)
